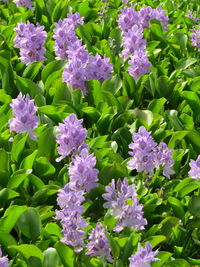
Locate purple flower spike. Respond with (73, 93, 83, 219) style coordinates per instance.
(117, 7, 139, 32)
(189, 155, 200, 179)
(14, 21, 46, 65)
(86, 222, 113, 263)
(13, 0, 33, 9)
(127, 126, 156, 174)
(129, 242, 159, 267)
(190, 25, 200, 52)
(55, 184, 87, 252)
(128, 50, 151, 80)
(56, 113, 87, 162)
(8, 93, 39, 140)
(53, 12, 83, 60)
(153, 142, 175, 178)
(120, 24, 146, 59)
(102, 178, 147, 232)
(0, 248, 9, 267)
(69, 148, 99, 192)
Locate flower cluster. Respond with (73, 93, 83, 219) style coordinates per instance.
(120, 24, 146, 59)
(186, 10, 199, 23)
(118, 6, 168, 32)
(190, 25, 200, 52)
(127, 126, 175, 177)
(56, 113, 87, 162)
(0, 248, 9, 267)
(55, 184, 87, 252)
(102, 178, 147, 232)
(129, 242, 159, 267)
(69, 148, 99, 192)
(128, 50, 151, 80)
(118, 6, 168, 79)
(56, 12, 113, 94)
(188, 155, 200, 179)
(9, 93, 39, 140)
(13, 0, 33, 9)
(86, 222, 113, 263)
(53, 12, 83, 60)
(14, 21, 46, 65)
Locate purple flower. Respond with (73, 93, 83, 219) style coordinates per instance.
(62, 58, 88, 94)
(127, 126, 156, 174)
(117, 7, 140, 32)
(129, 242, 159, 267)
(53, 13, 83, 60)
(14, 21, 46, 65)
(13, 0, 33, 9)
(56, 113, 87, 162)
(86, 54, 113, 83)
(128, 50, 151, 80)
(138, 6, 154, 29)
(55, 184, 87, 252)
(153, 7, 169, 31)
(153, 142, 175, 178)
(69, 148, 99, 192)
(188, 155, 200, 179)
(120, 24, 146, 58)
(190, 25, 200, 52)
(86, 222, 113, 263)
(8, 93, 39, 140)
(102, 178, 147, 232)
(0, 249, 9, 267)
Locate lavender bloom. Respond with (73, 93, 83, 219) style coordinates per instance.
(120, 24, 146, 58)
(53, 13, 83, 60)
(8, 93, 39, 140)
(55, 184, 87, 252)
(14, 21, 46, 65)
(86, 54, 113, 83)
(128, 50, 151, 80)
(69, 148, 99, 192)
(13, 0, 33, 9)
(129, 242, 159, 267)
(138, 6, 154, 29)
(127, 126, 156, 174)
(190, 25, 200, 51)
(153, 142, 175, 178)
(56, 113, 87, 162)
(153, 7, 169, 31)
(188, 155, 200, 179)
(103, 178, 147, 232)
(117, 7, 140, 32)
(186, 10, 199, 23)
(86, 222, 113, 263)
(0, 249, 9, 267)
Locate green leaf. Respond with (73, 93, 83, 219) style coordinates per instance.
(0, 205, 28, 233)
(32, 185, 60, 204)
(130, 109, 153, 127)
(44, 248, 61, 267)
(11, 134, 28, 162)
(55, 241, 74, 267)
(106, 234, 120, 259)
(102, 74, 122, 95)
(148, 98, 166, 113)
(0, 231, 17, 257)
(7, 173, 29, 190)
(0, 55, 15, 94)
(178, 182, 200, 197)
(9, 244, 44, 263)
(20, 150, 38, 169)
(147, 235, 166, 248)
(34, 157, 56, 177)
(82, 107, 101, 122)
(164, 259, 190, 267)
(16, 208, 41, 239)
(41, 60, 66, 84)
(122, 232, 141, 264)
(23, 62, 43, 80)
(182, 91, 200, 119)
(37, 127, 55, 159)
(168, 197, 185, 219)
(160, 216, 180, 240)
(175, 58, 197, 70)
(152, 251, 172, 267)
(168, 131, 189, 149)
(77, 0, 90, 16)
(16, 75, 43, 98)
(189, 196, 200, 216)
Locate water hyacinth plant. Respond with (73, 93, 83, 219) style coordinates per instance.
(1, 0, 200, 266)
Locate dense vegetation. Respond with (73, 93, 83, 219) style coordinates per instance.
(0, 0, 200, 266)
